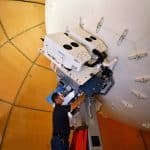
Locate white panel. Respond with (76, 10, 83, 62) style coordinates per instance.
(46, 0, 150, 41)
(45, 0, 150, 130)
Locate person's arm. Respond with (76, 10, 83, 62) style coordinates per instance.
(71, 93, 86, 110)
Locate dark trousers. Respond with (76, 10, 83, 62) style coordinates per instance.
(51, 136, 69, 150)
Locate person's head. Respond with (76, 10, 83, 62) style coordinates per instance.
(51, 92, 64, 105)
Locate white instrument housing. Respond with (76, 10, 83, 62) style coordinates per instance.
(41, 29, 108, 85)
(43, 32, 91, 72)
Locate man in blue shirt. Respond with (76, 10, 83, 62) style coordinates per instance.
(51, 92, 85, 150)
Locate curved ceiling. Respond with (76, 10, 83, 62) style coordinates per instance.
(0, 0, 150, 149)
(45, 0, 150, 130)
(0, 1, 57, 149)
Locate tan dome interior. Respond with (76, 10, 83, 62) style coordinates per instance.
(0, 1, 150, 150)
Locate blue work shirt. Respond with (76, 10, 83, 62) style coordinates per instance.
(53, 104, 71, 136)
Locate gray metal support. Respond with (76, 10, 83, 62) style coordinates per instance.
(80, 97, 103, 150)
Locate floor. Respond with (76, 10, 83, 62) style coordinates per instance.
(0, 0, 150, 150)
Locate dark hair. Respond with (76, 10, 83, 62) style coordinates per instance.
(51, 92, 59, 103)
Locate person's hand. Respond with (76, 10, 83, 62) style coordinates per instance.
(71, 92, 86, 110)
(78, 92, 85, 96)
(78, 92, 86, 103)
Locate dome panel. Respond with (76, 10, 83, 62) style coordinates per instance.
(36, 54, 52, 69)
(2, 107, 51, 150)
(15, 65, 57, 111)
(0, 43, 31, 103)
(0, 101, 11, 143)
(97, 113, 145, 150)
(28, 0, 45, 3)
(0, 1, 44, 39)
(11, 24, 45, 61)
(0, 25, 7, 46)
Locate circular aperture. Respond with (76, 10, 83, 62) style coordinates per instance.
(70, 42, 79, 47)
(63, 44, 72, 50)
(90, 36, 97, 40)
(85, 37, 92, 42)
(64, 33, 68, 36)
